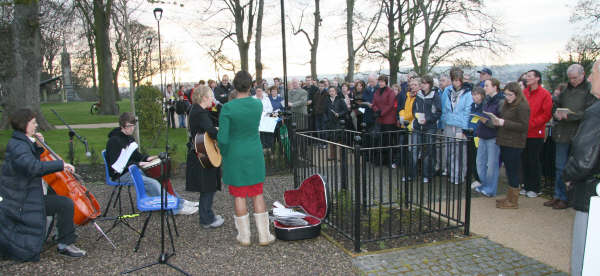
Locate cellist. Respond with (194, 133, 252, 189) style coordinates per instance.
(0, 108, 86, 261)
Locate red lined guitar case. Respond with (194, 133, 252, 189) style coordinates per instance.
(273, 174, 329, 241)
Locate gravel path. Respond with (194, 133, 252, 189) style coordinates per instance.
(0, 168, 354, 275)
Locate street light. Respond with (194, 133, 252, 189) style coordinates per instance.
(145, 36, 153, 83)
(153, 7, 163, 21)
(153, 7, 163, 97)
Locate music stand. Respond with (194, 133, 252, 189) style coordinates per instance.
(122, 104, 188, 276)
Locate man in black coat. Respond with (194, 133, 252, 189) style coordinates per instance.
(563, 59, 600, 276)
(214, 74, 234, 105)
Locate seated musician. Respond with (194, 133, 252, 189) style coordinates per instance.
(0, 108, 86, 260)
(186, 86, 224, 228)
(105, 112, 198, 215)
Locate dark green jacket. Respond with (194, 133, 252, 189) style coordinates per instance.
(217, 96, 266, 187)
(552, 81, 597, 143)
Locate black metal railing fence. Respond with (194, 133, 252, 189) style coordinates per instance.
(290, 121, 473, 252)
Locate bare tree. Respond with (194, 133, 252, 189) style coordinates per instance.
(74, 1, 98, 90)
(0, 1, 53, 130)
(254, 0, 264, 81)
(364, 0, 414, 84)
(93, 0, 118, 115)
(571, 0, 600, 29)
(40, 1, 75, 79)
(111, 13, 125, 101)
(408, 0, 507, 75)
(290, 0, 321, 80)
(345, 0, 382, 82)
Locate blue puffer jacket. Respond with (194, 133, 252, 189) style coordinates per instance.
(441, 83, 473, 130)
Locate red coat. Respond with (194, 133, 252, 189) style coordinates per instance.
(372, 86, 397, 125)
(523, 85, 552, 138)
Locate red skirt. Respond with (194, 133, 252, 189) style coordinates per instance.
(228, 182, 263, 197)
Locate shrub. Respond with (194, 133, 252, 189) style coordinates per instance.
(135, 85, 165, 136)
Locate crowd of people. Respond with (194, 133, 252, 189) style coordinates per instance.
(164, 62, 597, 275)
(166, 64, 596, 211)
(2, 61, 599, 275)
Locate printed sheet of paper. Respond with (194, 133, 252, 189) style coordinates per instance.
(259, 116, 278, 133)
(111, 142, 138, 174)
(556, 108, 574, 114)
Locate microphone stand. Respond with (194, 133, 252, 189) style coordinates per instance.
(49, 109, 116, 249)
(50, 109, 91, 164)
(123, 98, 189, 276)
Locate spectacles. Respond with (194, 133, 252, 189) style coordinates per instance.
(124, 124, 136, 128)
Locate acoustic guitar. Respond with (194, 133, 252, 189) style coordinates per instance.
(194, 132, 222, 168)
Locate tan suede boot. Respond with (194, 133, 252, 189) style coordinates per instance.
(254, 212, 276, 246)
(497, 187, 519, 209)
(495, 196, 508, 207)
(234, 213, 251, 246)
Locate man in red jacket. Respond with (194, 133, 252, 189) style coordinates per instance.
(521, 70, 553, 198)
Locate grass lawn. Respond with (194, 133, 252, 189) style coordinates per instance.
(41, 100, 132, 125)
(0, 127, 190, 165)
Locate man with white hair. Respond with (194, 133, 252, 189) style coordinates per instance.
(362, 74, 378, 130)
(545, 63, 597, 209)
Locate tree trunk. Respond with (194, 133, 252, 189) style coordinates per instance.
(88, 29, 97, 90)
(254, 0, 264, 81)
(238, 42, 249, 72)
(93, 0, 117, 115)
(233, 0, 254, 73)
(345, 0, 354, 83)
(387, 0, 397, 84)
(0, 1, 53, 130)
(310, 0, 320, 80)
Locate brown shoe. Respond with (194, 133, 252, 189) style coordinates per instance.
(543, 198, 559, 207)
(552, 200, 568, 209)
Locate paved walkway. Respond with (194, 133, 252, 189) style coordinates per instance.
(353, 237, 566, 275)
(54, 123, 118, 129)
(352, 192, 574, 275)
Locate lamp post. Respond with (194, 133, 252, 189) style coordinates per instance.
(122, 6, 188, 276)
(145, 36, 153, 83)
(154, 8, 163, 97)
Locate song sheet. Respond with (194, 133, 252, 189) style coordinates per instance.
(259, 116, 278, 133)
(111, 142, 138, 174)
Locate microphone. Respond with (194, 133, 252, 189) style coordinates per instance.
(84, 140, 91, 157)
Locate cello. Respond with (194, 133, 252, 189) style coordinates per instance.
(36, 137, 101, 226)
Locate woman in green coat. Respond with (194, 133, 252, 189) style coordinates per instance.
(217, 71, 275, 246)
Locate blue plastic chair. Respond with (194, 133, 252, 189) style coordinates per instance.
(128, 164, 179, 252)
(102, 150, 135, 217)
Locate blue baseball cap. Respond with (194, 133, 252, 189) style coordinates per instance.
(477, 68, 493, 76)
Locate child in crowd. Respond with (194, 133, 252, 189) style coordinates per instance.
(467, 87, 485, 189)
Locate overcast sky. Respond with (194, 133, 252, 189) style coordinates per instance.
(131, 0, 583, 83)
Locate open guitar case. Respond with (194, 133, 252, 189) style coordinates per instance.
(273, 174, 329, 241)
